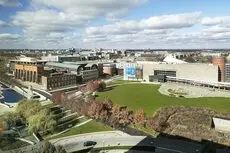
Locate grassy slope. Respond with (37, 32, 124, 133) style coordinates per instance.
(49, 120, 113, 140)
(98, 84, 230, 115)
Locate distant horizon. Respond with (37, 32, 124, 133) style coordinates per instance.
(1, 48, 230, 51)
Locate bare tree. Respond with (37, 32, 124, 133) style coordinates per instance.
(134, 108, 146, 127)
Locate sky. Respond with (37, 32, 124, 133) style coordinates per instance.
(1, 0, 230, 49)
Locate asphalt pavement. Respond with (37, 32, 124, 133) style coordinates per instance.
(50, 131, 148, 152)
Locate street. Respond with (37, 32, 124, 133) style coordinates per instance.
(50, 131, 149, 152)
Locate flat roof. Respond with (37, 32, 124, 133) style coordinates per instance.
(167, 76, 230, 87)
(46, 62, 81, 70)
(10, 60, 47, 63)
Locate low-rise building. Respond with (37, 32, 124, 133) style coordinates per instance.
(11, 57, 47, 83)
(41, 54, 81, 62)
(225, 63, 230, 82)
(123, 61, 219, 83)
(103, 63, 116, 76)
(80, 69, 99, 83)
(41, 73, 81, 90)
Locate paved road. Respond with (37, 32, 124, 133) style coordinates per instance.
(50, 131, 144, 152)
(32, 88, 52, 99)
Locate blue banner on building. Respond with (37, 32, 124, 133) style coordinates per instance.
(126, 67, 136, 78)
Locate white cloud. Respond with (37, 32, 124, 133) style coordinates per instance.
(0, 0, 21, 7)
(6, 0, 230, 49)
(31, 0, 148, 19)
(86, 12, 202, 36)
(0, 33, 20, 41)
(12, 9, 89, 35)
(11, 0, 148, 48)
(201, 16, 230, 26)
(0, 20, 8, 27)
(202, 26, 230, 33)
(140, 12, 202, 29)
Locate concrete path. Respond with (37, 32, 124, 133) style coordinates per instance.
(73, 118, 92, 128)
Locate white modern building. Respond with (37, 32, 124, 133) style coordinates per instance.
(123, 62, 218, 83)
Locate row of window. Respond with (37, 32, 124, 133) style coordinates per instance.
(48, 76, 76, 83)
(154, 70, 176, 77)
(48, 81, 76, 88)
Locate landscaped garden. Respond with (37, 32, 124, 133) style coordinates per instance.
(97, 83, 230, 115)
(168, 88, 188, 95)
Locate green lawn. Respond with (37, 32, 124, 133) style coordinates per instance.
(49, 120, 113, 140)
(106, 80, 140, 86)
(98, 84, 230, 115)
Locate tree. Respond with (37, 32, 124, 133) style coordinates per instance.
(103, 99, 113, 110)
(100, 99, 113, 122)
(28, 109, 57, 134)
(146, 116, 155, 130)
(88, 100, 98, 118)
(119, 108, 133, 127)
(88, 100, 103, 119)
(52, 92, 68, 104)
(2, 112, 23, 130)
(16, 100, 43, 119)
(98, 81, 106, 91)
(134, 109, 146, 127)
(109, 104, 121, 127)
(69, 97, 90, 115)
(0, 121, 3, 135)
(43, 141, 67, 153)
(80, 81, 100, 92)
(55, 145, 67, 153)
(146, 116, 169, 132)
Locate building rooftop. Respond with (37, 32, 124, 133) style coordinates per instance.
(163, 54, 187, 64)
(11, 57, 47, 63)
(46, 62, 81, 70)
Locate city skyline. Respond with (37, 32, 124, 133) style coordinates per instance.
(1, 0, 230, 49)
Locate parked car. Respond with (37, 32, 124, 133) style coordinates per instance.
(83, 141, 97, 147)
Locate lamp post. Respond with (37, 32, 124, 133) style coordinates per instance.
(102, 140, 105, 148)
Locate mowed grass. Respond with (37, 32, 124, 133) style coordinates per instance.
(98, 84, 230, 115)
(49, 120, 113, 140)
(106, 80, 140, 86)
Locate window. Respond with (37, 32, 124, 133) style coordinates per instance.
(154, 70, 176, 77)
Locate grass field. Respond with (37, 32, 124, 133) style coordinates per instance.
(49, 120, 113, 140)
(106, 80, 140, 86)
(98, 84, 230, 115)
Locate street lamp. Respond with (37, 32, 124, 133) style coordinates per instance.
(102, 140, 105, 147)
